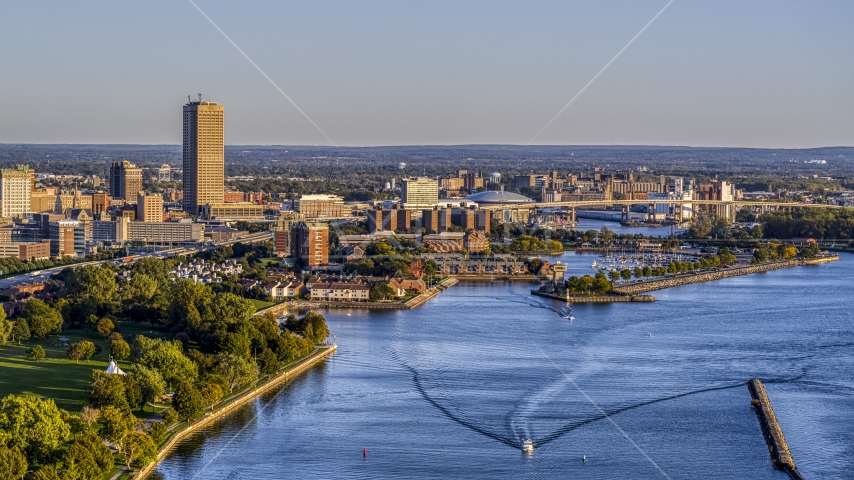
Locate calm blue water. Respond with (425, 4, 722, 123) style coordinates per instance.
(151, 250, 854, 479)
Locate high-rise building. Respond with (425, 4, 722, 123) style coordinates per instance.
(290, 221, 329, 267)
(401, 177, 438, 208)
(421, 207, 452, 234)
(183, 99, 224, 215)
(137, 193, 164, 222)
(0, 165, 32, 217)
(109, 161, 143, 203)
(49, 220, 85, 257)
(366, 207, 411, 233)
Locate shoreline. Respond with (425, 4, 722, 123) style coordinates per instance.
(612, 256, 838, 295)
(135, 345, 337, 479)
(531, 291, 656, 303)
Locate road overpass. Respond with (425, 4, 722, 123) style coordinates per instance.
(477, 199, 844, 223)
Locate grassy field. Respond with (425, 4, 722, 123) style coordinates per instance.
(0, 322, 162, 412)
(249, 298, 276, 311)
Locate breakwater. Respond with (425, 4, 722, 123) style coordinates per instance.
(137, 345, 337, 479)
(612, 260, 803, 295)
(531, 290, 656, 303)
(747, 378, 803, 480)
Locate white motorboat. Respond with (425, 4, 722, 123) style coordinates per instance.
(522, 439, 534, 453)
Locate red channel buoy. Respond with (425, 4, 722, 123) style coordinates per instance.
(363, 448, 367, 457)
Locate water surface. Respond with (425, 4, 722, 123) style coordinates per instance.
(152, 251, 854, 479)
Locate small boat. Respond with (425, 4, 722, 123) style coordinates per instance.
(522, 439, 534, 453)
(563, 291, 575, 321)
(590, 261, 597, 268)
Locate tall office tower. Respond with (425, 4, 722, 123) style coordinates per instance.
(0, 165, 32, 218)
(401, 177, 438, 208)
(290, 221, 329, 266)
(183, 99, 224, 215)
(136, 193, 164, 222)
(109, 161, 143, 202)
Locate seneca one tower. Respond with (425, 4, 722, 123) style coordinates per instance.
(183, 97, 224, 215)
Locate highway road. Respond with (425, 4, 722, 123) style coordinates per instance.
(0, 231, 273, 290)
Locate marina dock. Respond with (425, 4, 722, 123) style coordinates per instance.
(748, 378, 804, 480)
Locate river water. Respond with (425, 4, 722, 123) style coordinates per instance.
(151, 225, 854, 479)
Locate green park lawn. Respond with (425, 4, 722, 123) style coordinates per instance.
(249, 298, 276, 311)
(0, 322, 160, 413)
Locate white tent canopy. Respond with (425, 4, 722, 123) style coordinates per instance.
(106, 359, 126, 375)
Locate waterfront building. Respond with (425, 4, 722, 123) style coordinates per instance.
(136, 193, 164, 222)
(308, 281, 370, 302)
(183, 99, 225, 215)
(109, 161, 143, 203)
(0, 165, 32, 218)
(401, 177, 439, 209)
(291, 221, 329, 266)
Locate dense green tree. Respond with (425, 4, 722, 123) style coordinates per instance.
(592, 271, 612, 295)
(96, 318, 114, 338)
(30, 466, 60, 480)
(0, 310, 10, 344)
(257, 348, 279, 375)
(66, 342, 86, 364)
(275, 332, 314, 364)
(213, 353, 258, 392)
(0, 447, 27, 480)
(132, 257, 172, 291)
(210, 293, 255, 324)
(167, 279, 214, 329)
(10, 321, 29, 345)
(620, 269, 632, 281)
(608, 271, 621, 283)
(118, 431, 157, 469)
(284, 312, 329, 344)
(173, 383, 205, 421)
(79, 341, 96, 361)
(369, 282, 396, 301)
(98, 406, 138, 450)
(134, 336, 198, 387)
(161, 408, 178, 426)
(123, 273, 158, 303)
(0, 394, 71, 464)
(200, 382, 223, 407)
(89, 371, 129, 411)
(61, 442, 103, 480)
(66, 266, 118, 305)
(20, 300, 63, 340)
(111, 339, 131, 363)
(26, 345, 45, 362)
(718, 247, 737, 265)
(133, 365, 166, 410)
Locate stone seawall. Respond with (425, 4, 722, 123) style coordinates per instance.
(612, 260, 803, 295)
(136, 345, 337, 479)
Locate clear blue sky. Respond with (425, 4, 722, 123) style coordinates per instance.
(0, 1, 851, 147)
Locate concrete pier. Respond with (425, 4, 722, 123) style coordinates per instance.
(748, 378, 804, 480)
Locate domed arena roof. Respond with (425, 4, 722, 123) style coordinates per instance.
(464, 190, 533, 205)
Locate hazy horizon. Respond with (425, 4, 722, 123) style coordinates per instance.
(1, 1, 852, 148)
